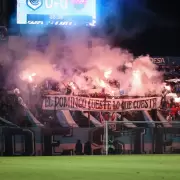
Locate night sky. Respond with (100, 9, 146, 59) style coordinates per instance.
(111, 0, 180, 56)
(129, 0, 180, 56)
(7, 0, 180, 57)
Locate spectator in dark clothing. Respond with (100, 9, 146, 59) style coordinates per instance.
(84, 141, 92, 155)
(75, 139, 82, 155)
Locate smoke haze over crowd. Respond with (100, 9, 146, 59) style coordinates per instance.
(0, 26, 163, 96)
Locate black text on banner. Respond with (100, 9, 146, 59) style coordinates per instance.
(42, 95, 161, 112)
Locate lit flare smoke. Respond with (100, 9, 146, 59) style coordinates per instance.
(20, 71, 36, 83)
(3, 30, 164, 97)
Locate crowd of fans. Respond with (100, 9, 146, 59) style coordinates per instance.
(159, 65, 180, 121)
(0, 60, 180, 127)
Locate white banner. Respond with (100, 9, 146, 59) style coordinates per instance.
(42, 95, 161, 112)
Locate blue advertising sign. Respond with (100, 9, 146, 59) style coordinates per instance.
(150, 57, 180, 66)
(168, 57, 180, 66)
(150, 57, 168, 65)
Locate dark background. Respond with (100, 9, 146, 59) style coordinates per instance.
(4, 0, 180, 56)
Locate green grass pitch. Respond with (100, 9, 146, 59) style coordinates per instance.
(0, 155, 180, 180)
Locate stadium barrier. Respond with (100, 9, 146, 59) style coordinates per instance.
(103, 121, 180, 155)
(0, 123, 180, 156)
